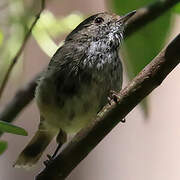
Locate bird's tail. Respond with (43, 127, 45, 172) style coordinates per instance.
(13, 128, 56, 169)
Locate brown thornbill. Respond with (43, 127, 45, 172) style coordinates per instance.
(14, 10, 136, 169)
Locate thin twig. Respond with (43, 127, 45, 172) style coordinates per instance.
(36, 33, 180, 180)
(0, 0, 45, 99)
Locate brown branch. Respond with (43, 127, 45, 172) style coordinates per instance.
(125, 0, 180, 37)
(0, 0, 177, 130)
(0, 0, 45, 99)
(0, 75, 40, 136)
(36, 33, 180, 180)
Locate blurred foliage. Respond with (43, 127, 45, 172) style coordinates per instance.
(0, 29, 3, 47)
(174, 3, 180, 13)
(0, 0, 30, 85)
(111, 0, 173, 115)
(0, 120, 28, 136)
(0, 1, 84, 87)
(32, 11, 84, 57)
(0, 141, 7, 155)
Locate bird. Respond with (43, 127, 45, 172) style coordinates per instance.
(14, 10, 136, 169)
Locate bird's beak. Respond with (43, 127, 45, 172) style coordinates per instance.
(119, 10, 136, 23)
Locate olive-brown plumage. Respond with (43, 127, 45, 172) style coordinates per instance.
(14, 11, 136, 168)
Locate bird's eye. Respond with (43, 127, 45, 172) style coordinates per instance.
(94, 17, 104, 24)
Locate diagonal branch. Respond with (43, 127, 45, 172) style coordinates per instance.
(0, 0, 45, 99)
(36, 33, 180, 180)
(0, 0, 178, 131)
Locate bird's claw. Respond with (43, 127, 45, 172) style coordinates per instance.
(43, 154, 53, 167)
(108, 90, 126, 123)
(108, 90, 120, 104)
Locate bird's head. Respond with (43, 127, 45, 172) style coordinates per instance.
(65, 11, 136, 47)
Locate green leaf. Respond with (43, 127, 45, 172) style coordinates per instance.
(0, 141, 8, 155)
(111, 0, 172, 115)
(0, 121, 28, 136)
(173, 3, 180, 13)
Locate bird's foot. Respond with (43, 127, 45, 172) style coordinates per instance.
(43, 154, 54, 167)
(43, 142, 63, 167)
(108, 90, 120, 104)
(108, 90, 126, 123)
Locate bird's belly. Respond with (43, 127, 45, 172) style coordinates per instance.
(36, 60, 122, 134)
(37, 86, 105, 134)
